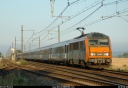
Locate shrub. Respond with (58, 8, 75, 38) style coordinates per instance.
(19, 59, 27, 65)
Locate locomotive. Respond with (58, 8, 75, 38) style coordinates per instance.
(17, 32, 112, 68)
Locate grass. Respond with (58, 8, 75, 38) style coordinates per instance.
(107, 64, 128, 72)
(0, 63, 4, 69)
(0, 59, 30, 86)
(16, 59, 27, 65)
(106, 58, 128, 72)
(0, 71, 37, 86)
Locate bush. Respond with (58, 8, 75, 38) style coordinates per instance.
(19, 59, 27, 65)
(0, 72, 30, 86)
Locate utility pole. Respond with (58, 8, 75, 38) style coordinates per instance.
(50, 0, 70, 18)
(15, 37, 16, 53)
(24, 45, 25, 52)
(50, 0, 55, 18)
(21, 25, 23, 59)
(21, 25, 34, 59)
(58, 25, 60, 43)
(14, 36, 16, 61)
(11, 42, 14, 61)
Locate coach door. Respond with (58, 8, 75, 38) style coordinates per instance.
(68, 43, 73, 64)
(65, 45, 68, 61)
(49, 48, 52, 61)
(79, 41, 86, 65)
(68, 42, 79, 64)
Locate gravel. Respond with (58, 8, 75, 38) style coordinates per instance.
(20, 70, 72, 86)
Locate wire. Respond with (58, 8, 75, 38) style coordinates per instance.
(34, 0, 81, 35)
(22, 0, 128, 52)
(60, 0, 128, 37)
(23, 0, 83, 48)
(62, 5, 103, 35)
(61, 0, 126, 33)
(47, 0, 102, 34)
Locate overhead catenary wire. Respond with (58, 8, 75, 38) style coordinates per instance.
(38, 0, 103, 43)
(60, 0, 128, 35)
(23, 0, 84, 47)
(49, 0, 102, 33)
(21, 0, 128, 52)
(23, 0, 77, 45)
(34, 0, 81, 35)
(6, 0, 128, 53)
(54, 7, 127, 41)
(61, 4, 103, 35)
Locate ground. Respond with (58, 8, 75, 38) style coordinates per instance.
(107, 58, 128, 71)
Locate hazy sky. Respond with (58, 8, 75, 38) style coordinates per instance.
(0, 0, 128, 56)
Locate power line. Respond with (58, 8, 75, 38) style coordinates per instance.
(23, 0, 83, 48)
(21, 0, 128, 51)
(60, 0, 128, 36)
(45, 0, 102, 36)
(36, 2, 128, 47)
(62, 4, 103, 35)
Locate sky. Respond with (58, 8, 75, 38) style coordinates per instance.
(0, 0, 128, 56)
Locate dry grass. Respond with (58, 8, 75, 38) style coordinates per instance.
(107, 58, 128, 71)
(0, 58, 7, 69)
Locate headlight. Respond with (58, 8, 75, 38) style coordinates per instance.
(90, 53, 96, 56)
(104, 53, 109, 56)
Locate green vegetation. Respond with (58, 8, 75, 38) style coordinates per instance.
(0, 63, 4, 69)
(0, 72, 33, 86)
(17, 59, 27, 65)
(116, 52, 128, 58)
(0, 52, 4, 58)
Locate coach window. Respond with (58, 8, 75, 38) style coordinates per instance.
(59, 46, 63, 53)
(69, 44, 72, 51)
(73, 42, 79, 50)
(80, 41, 85, 51)
(80, 41, 83, 50)
(52, 48, 55, 54)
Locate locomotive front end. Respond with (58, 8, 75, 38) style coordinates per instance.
(86, 33, 112, 68)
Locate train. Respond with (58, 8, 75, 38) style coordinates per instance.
(17, 32, 112, 69)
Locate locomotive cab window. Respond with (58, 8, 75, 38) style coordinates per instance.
(99, 39, 108, 46)
(89, 40, 98, 46)
(89, 39, 109, 46)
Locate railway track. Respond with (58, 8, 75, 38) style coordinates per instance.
(1, 59, 128, 86)
(101, 69, 128, 76)
(0, 59, 17, 76)
(20, 60, 128, 86)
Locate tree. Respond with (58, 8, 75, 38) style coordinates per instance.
(123, 53, 128, 58)
(0, 52, 3, 58)
(16, 50, 22, 54)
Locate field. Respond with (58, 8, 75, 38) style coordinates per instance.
(107, 58, 128, 71)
